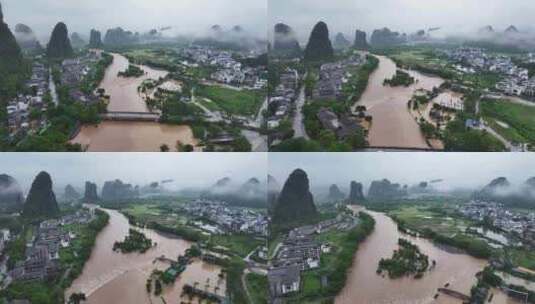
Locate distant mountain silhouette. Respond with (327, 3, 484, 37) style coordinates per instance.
(304, 21, 334, 62)
(370, 27, 406, 46)
(272, 23, 301, 57)
(354, 30, 369, 50)
(0, 3, 23, 69)
(83, 181, 99, 203)
(0, 174, 24, 212)
(46, 22, 74, 58)
(14, 23, 42, 50)
(23, 172, 59, 218)
(89, 29, 103, 48)
(64, 184, 80, 202)
(347, 181, 365, 204)
(101, 179, 138, 201)
(333, 32, 350, 49)
(505, 25, 519, 34)
(70, 32, 85, 47)
(327, 184, 345, 201)
(272, 169, 317, 223)
(368, 179, 407, 200)
(104, 27, 138, 45)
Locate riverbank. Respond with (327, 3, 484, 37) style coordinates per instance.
(279, 211, 375, 303)
(353, 54, 443, 149)
(69, 52, 203, 152)
(101, 53, 167, 113)
(66, 208, 226, 304)
(336, 206, 487, 304)
(70, 120, 200, 152)
(1, 209, 110, 304)
(109, 203, 265, 303)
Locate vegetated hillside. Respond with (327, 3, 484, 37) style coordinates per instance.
(272, 169, 318, 223)
(23, 171, 60, 218)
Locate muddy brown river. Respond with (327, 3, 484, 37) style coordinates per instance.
(72, 121, 199, 152)
(336, 206, 488, 304)
(103, 53, 167, 113)
(70, 53, 198, 151)
(66, 208, 224, 304)
(354, 55, 445, 149)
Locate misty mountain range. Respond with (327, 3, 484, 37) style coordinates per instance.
(0, 2, 267, 54)
(270, 21, 535, 53)
(0, 171, 269, 212)
(11, 21, 267, 52)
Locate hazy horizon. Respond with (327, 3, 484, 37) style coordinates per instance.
(0, 153, 268, 194)
(268, 0, 535, 43)
(269, 153, 535, 192)
(1, 0, 267, 42)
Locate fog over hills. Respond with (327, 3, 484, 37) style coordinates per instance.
(0, 153, 267, 196)
(269, 0, 535, 45)
(1, 0, 267, 43)
(269, 153, 535, 195)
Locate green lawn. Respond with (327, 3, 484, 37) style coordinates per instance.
(209, 234, 263, 258)
(124, 204, 162, 217)
(198, 98, 221, 112)
(485, 118, 526, 144)
(245, 273, 268, 304)
(510, 249, 535, 271)
(391, 50, 448, 68)
(481, 99, 535, 146)
(460, 72, 501, 90)
(387, 206, 467, 236)
(300, 271, 323, 298)
(196, 85, 264, 116)
(123, 48, 179, 67)
(268, 235, 283, 259)
(122, 204, 188, 227)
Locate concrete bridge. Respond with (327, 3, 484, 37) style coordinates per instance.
(361, 146, 444, 152)
(100, 111, 160, 122)
(438, 288, 471, 301)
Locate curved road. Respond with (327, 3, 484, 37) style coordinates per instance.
(293, 86, 310, 140)
(192, 88, 268, 151)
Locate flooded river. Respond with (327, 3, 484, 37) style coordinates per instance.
(354, 55, 445, 149)
(336, 206, 487, 304)
(103, 53, 168, 113)
(70, 53, 198, 151)
(66, 208, 224, 304)
(72, 121, 199, 152)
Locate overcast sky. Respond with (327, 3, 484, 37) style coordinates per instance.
(269, 153, 535, 192)
(269, 0, 535, 42)
(0, 153, 267, 193)
(2, 0, 267, 41)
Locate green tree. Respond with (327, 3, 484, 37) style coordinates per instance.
(154, 279, 162, 296)
(68, 293, 86, 304)
(318, 129, 336, 148)
(232, 136, 252, 152)
(159, 144, 169, 152)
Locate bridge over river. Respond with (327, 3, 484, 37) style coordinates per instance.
(100, 111, 161, 122)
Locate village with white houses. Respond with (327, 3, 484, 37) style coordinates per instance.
(180, 199, 269, 237)
(267, 67, 299, 130)
(312, 55, 365, 101)
(5, 51, 103, 142)
(443, 47, 535, 98)
(179, 46, 267, 90)
(268, 213, 359, 301)
(1, 209, 95, 287)
(6, 62, 50, 140)
(458, 200, 535, 250)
